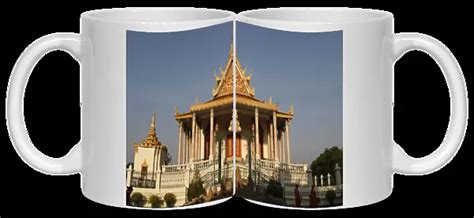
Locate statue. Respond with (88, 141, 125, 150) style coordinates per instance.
(294, 184, 301, 207)
(126, 186, 133, 206)
(309, 184, 320, 207)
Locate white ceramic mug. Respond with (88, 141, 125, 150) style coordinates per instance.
(6, 7, 467, 209)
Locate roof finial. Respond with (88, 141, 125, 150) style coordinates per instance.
(151, 112, 156, 129)
(269, 96, 273, 104)
(289, 105, 294, 114)
(145, 112, 160, 146)
(214, 71, 220, 81)
(195, 96, 199, 104)
(175, 106, 179, 115)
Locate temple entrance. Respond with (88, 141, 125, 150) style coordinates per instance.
(225, 133, 242, 158)
(236, 134, 241, 157)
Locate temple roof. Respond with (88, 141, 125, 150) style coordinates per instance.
(212, 44, 255, 98)
(175, 44, 293, 119)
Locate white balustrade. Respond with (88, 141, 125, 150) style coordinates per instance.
(160, 171, 186, 189)
(162, 163, 189, 173)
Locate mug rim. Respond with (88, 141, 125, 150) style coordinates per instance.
(237, 7, 393, 25)
(81, 7, 236, 25)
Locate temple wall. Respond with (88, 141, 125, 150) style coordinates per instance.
(133, 147, 158, 172)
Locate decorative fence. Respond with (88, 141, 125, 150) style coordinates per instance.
(254, 159, 309, 186)
(130, 171, 157, 188)
(127, 158, 223, 191)
(283, 164, 343, 207)
(126, 157, 340, 205)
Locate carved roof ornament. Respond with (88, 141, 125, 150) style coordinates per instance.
(228, 110, 242, 133)
(212, 43, 255, 98)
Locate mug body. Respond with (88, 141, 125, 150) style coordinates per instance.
(79, 8, 235, 208)
(8, 6, 465, 210)
(237, 8, 394, 208)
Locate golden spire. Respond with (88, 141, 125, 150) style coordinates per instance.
(150, 112, 156, 129)
(144, 112, 160, 146)
(289, 105, 294, 115)
(229, 42, 234, 56)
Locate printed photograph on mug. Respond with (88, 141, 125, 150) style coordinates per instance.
(234, 22, 343, 208)
(125, 22, 234, 208)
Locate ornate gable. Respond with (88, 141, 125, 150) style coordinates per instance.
(212, 44, 255, 98)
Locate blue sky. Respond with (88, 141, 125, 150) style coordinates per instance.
(236, 23, 342, 164)
(127, 22, 342, 165)
(126, 22, 233, 163)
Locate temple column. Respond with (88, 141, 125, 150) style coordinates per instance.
(273, 111, 278, 162)
(210, 108, 214, 159)
(200, 126, 204, 160)
(178, 121, 183, 164)
(197, 124, 201, 160)
(285, 120, 291, 163)
(283, 134, 286, 163)
(281, 130, 286, 163)
(186, 130, 190, 164)
(255, 108, 260, 159)
(281, 132, 285, 163)
(191, 113, 196, 162)
(264, 127, 268, 159)
(278, 131, 282, 163)
(196, 124, 199, 161)
(183, 128, 187, 164)
(280, 132, 284, 163)
(269, 122, 274, 160)
(183, 125, 187, 163)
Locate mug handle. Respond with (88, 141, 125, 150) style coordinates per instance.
(392, 33, 468, 175)
(6, 33, 82, 175)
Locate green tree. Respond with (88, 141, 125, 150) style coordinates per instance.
(164, 152, 172, 165)
(265, 179, 283, 198)
(148, 195, 164, 208)
(130, 192, 147, 207)
(310, 146, 342, 185)
(164, 193, 177, 207)
(187, 170, 206, 201)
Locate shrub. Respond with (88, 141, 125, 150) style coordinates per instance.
(265, 179, 283, 198)
(148, 195, 164, 208)
(164, 193, 177, 207)
(130, 192, 147, 207)
(187, 171, 206, 201)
